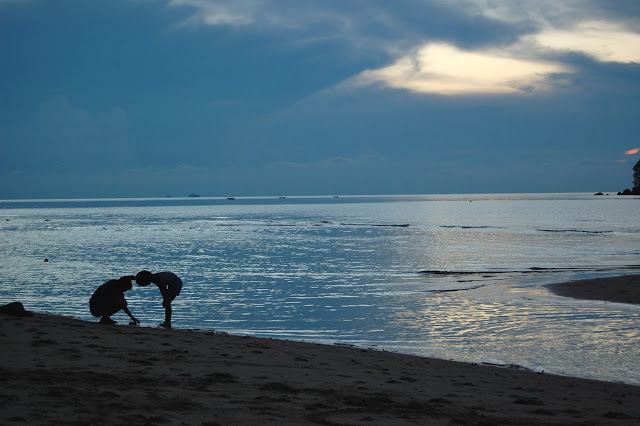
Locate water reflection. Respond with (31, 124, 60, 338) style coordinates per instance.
(383, 287, 640, 383)
(1, 196, 639, 384)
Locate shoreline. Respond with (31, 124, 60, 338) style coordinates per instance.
(2, 310, 640, 424)
(546, 273, 640, 305)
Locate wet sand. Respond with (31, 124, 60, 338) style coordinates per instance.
(547, 273, 640, 305)
(1, 304, 639, 425)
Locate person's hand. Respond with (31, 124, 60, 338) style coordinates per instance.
(129, 317, 140, 326)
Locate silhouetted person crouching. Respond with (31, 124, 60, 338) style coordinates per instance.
(89, 276, 140, 325)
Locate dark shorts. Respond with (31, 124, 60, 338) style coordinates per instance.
(167, 278, 183, 299)
(167, 281, 182, 300)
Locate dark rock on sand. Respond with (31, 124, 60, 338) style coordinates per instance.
(0, 302, 33, 317)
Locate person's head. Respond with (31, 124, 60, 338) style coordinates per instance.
(135, 270, 153, 286)
(117, 276, 133, 291)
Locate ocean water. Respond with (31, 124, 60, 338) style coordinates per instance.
(1, 193, 639, 384)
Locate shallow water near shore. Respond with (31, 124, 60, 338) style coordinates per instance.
(1, 193, 639, 384)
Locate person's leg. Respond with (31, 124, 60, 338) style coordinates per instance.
(160, 294, 177, 328)
(90, 299, 105, 318)
(163, 303, 172, 327)
(100, 308, 120, 324)
(100, 300, 123, 324)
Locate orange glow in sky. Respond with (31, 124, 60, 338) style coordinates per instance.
(625, 148, 640, 155)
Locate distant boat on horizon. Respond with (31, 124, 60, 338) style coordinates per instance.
(227, 197, 236, 200)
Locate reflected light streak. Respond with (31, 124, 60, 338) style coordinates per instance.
(388, 293, 640, 379)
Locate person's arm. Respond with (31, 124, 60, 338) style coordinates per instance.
(122, 306, 140, 324)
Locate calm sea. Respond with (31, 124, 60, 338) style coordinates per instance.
(1, 193, 639, 384)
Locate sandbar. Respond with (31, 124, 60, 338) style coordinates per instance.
(547, 273, 640, 305)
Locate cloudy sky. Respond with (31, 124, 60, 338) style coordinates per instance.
(1, 0, 639, 198)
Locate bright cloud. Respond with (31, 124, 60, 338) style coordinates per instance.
(353, 43, 571, 96)
(168, 0, 258, 26)
(532, 21, 640, 64)
(350, 15, 640, 96)
(165, 0, 403, 53)
(449, 0, 591, 26)
(164, 1, 637, 96)
(625, 148, 640, 155)
(167, 0, 354, 32)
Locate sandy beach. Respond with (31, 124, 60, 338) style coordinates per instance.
(547, 273, 640, 305)
(1, 274, 640, 425)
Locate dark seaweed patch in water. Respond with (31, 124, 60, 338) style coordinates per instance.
(430, 284, 486, 293)
(340, 223, 409, 227)
(419, 270, 510, 276)
(439, 225, 496, 229)
(537, 229, 612, 234)
(418, 266, 622, 277)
